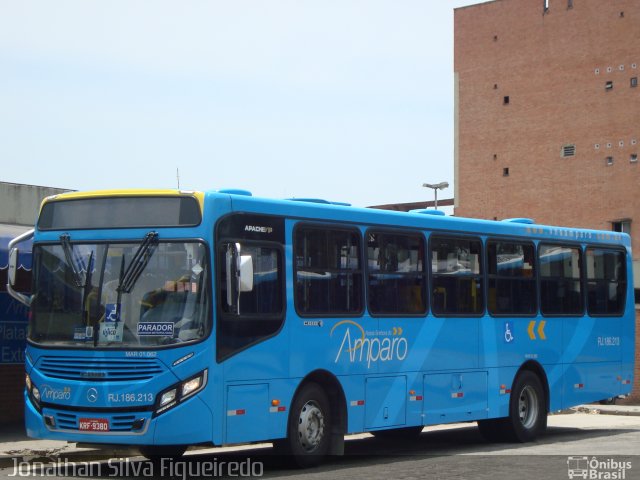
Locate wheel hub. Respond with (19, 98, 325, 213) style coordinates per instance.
(297, 400, 325, 452)
(518, 385, 539, 429)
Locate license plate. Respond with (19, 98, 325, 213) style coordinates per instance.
(79, 418, 110, 432)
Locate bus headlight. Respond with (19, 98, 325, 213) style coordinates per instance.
(154, 369, 207, 417)
(181, 376, 202, 397)
(28, 378, 42, 412)
(159, 388, 177, 408)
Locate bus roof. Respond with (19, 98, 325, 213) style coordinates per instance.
(38, 188, 630, 247)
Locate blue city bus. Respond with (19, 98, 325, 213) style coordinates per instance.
(7, 189, 635, 466)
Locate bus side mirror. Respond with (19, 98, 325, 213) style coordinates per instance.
(7, 229, 34, 307)
(8, 247, 18, 286)
(238, 255, 254, 293)
(225, 243, 254, 314)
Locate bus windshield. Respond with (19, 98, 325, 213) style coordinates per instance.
(30, 239, 210, 348)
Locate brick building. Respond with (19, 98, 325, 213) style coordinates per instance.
(453, 0, 639, 402)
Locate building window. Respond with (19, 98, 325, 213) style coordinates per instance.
(503, 167, 510, 176)
(612, 220, 631, 234)
(567, 0, 573, 8)
(606, 156, 614, 166)
(631, 154, 638, 163)
(561, 144, 576, 157)
(631, 77, 638, 88)
(503, 96, 510, 105)
(605, 81, 613, 91)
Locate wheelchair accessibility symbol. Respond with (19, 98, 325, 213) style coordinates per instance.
(504, 321, 514, 343)
(105, 303, 120, 323)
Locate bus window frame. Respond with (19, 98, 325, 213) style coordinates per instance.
(364, 227, 428, 318)
(215, 237, 287, 362)
(485, 237, 538, 318)
(538, 242, 585, 318)
(584, 245, 627, 318)
(428, 233, 485, 318)
(28, 238, 214, 352)
(292, 222, 364, 318)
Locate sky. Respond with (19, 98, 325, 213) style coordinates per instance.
(1, 1, 480, 208)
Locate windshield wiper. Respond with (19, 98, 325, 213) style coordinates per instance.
(117, 231, 159, 294)
(60, 234, 86, 287)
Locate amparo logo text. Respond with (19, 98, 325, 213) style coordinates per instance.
(330, 320, 408, 368)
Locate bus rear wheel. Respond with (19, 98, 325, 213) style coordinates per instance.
(285, 382, 331, 468)
(478, 370, 546, 443)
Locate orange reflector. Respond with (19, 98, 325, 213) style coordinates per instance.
(271, 399, 280, 406)
(409, 390, 416, 395)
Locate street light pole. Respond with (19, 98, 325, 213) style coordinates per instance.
(422, 182, 449, 210)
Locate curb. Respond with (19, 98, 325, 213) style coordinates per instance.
(571, 405, 640, 417)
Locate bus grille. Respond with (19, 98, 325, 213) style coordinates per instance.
(39, 356, 164, 382)
(54, 412, 141, 432)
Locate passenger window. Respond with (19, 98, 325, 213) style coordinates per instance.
(487, 241, 536, 315)
(539, 244, 583, 315)
(218, 242, 284, 359)
(367, 231, 426, 315)
(294, 226, 363, 315)
(430, 236, 484, 315)
(586, 248, 626, 315)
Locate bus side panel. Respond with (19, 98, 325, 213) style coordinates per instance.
(225, 383, 269, 444)
(422, 371, 487, 425)
(621, 303, 636, 397)
(562, 316, 622, 407)
(375, 317, 479, 376)
(485, 366, 518, 419)
(338, 374, 366, 434)
(364, 376, 407, 430)
(479, 315, 562, 370)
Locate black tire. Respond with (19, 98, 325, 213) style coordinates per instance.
(478, 371, 546, 443)
(506, 370, 547, 442)
(371, 426, 423, 439)
(139, 445, 187, 460)
(284, 382, 331, 468)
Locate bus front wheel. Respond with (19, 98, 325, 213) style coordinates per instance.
(284, 382, 331, 468)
